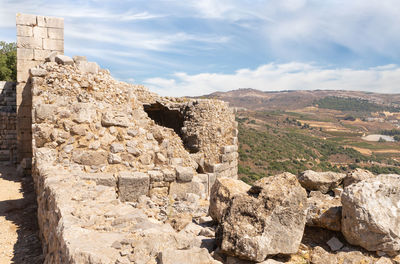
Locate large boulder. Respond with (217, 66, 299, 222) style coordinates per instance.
(306, 191, 341, 231)
(217, 173, 307, 262)
(343, 168, 375, 187)
(341, 174, 400, 252)
(209, 178, 251, 223)
(298, 170, 345, 193)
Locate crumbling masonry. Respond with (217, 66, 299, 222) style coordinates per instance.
(11, 14, 238, 263)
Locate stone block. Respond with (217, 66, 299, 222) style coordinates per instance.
(17, 48, 33, 60)
(47, 28, 63, 40)
(37, 16, 45, 27)
(175, 166, 194, 182)
(29, 68, 47, 77)
(118, 171, 150, 202)
(79, 173, 116, 187)
(76, 61, 99, 74)
(17, 25, 33, 37)
(33, 49, 51, 61)
(16, 13, 37, 26)
(55, 55, 73, 65)
(44, 17, 64, 28)
(44, 51, 60, 62)
(33, 26, 47, 38)
(148, 170, 163, 182)
(162, 168, 176, 182)
(17, 36, 42, 49)
(212, 163, 229, 173)
(73, 56, 87, 62)
(169, 179, 205, 200)
(221, 145, 237, 154)
(72, 150, 108, 166)
(43, 39, 64, 51)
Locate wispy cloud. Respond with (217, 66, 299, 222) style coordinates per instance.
(144, 62, 400, 97)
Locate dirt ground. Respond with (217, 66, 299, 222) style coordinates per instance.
(0, 165, 42, 264)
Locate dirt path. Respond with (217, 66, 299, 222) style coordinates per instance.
(0, 166, 42, 264)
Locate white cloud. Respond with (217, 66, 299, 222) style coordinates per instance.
(143, 62, 400, 97)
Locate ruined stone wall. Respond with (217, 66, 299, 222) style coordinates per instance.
(16, 13, 64, 162)
(29, 56, 237, 263)
(0, 81, 17, 164)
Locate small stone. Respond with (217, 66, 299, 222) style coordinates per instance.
(327, 237, 343, 251)
(108, 153, 122, 164)
(111, 241, 122, 249)
(110, 142, 125, 153)
(55, 55, 74, 65)
(199, 216, 213, 224)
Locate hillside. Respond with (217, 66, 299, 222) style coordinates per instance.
(201, 88, 400, 111)
(197, 89, 400, 184)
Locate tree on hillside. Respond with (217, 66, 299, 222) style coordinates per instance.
(0, 41, 17, 81)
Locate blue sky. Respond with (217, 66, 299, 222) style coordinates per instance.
(1, 0, 400, 96)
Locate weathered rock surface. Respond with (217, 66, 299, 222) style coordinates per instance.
(217, 173, 307, 262)
(158, 248, 221, 264)
(306, 191, 341, 231)
(209, 178, 250, 223)
(298, 170, 346, 193)
(343, 168, 375, 187)
(341, 174, 400, 252)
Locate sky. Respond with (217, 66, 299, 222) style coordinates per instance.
(1, 0, 400, 96)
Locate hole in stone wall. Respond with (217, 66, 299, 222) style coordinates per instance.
(143, 103, 199, 153)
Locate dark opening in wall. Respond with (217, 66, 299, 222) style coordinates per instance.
(143, 102, 199, 153)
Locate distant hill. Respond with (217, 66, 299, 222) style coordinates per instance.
(198, 88, 400, 111)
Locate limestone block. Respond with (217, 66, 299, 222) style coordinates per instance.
(43, 39, 64, 51)
(37, 15, 45, 27)
(29, 68, 47, 77)
(101, 111, 129, 127)
(76, 61, 99, 74)
(72, 150, 108, 166)
(169, 179, 205, 200)
(33, 49, 50, 61)
(73, 56, 87, 62)
(298, 170, 345, 193)
(148, 170, 163, 182)
(55, 55, 74, 65)
(218, 173, 307, 262)
(209, 178, 251, 223)
(33, 26, 47, 38)
(47, 28, 63, 40)
(16, 13, 37, 26)
(44, 51, 60, 62)
(44, 16, 64, 28)
(17, 25, 33, 37)
(79, 173, 116, 187)
(118, 171, 150, 202)
(175, 166, 194, 182)
(17, 48, 33, 60)
(17, 36, 42, 49)
(342, 174, 400, 252)
(221, 145, 237, 154)
(162, 168, 176, 182)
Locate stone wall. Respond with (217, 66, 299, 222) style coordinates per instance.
(0, 81, 17, 164)
(30, 56, 238, 263)
(16, 13, 64, 162)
